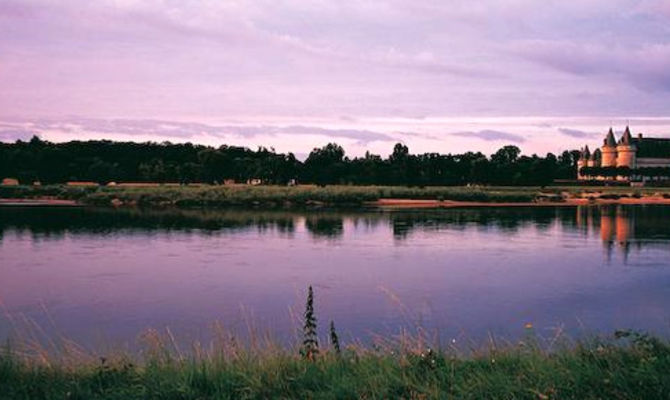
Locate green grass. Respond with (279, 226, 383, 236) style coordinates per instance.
(0, 184, 543, 207)
(1, 329, 668, 399)
(3, 184, 670, 208)
(0, 184, 99, 201)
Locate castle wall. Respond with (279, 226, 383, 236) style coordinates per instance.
(600, 147, 617, 167)
(636, 158, 670, 168)
(616, 145, 636, 168)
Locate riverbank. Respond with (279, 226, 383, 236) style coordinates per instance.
(0, 198, 79, 206)
(2, 184, 670, 209)
(371, 196, 670, 208)
(2, 330, 668, 399)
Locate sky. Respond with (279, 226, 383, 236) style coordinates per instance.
(2, 0, 670, 158)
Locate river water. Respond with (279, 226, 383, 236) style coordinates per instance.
(1, 205, 669, 348)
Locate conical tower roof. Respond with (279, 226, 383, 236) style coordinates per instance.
(604, 127, 616, 147)
(590, 148, 601, 161)
(581, 145, 591, 160)
(619, 125, 633, 145)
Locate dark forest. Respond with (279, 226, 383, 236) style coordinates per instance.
(0, 136, 579, 186)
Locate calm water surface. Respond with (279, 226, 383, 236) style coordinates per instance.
(1, 205, 669, 347)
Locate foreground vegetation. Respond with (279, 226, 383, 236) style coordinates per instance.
(2, 287, 669, 399)
(1, 328, 669, 399)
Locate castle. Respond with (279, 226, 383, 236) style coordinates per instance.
(577, 126, 670, 180)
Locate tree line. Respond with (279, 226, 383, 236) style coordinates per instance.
(0, 136, 580, 186)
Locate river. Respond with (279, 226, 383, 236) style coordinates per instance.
(1, 205, 669, 348)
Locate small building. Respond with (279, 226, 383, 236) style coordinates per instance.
(247, 178, 262, 186)
(1, 178, 19, 186)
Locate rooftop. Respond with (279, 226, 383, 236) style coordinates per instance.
(634, 137, 670, 158)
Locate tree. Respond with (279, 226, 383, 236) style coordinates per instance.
(139, 159, 167, 182)
(617, 166, 632, 178)
(389, 143, 411, 185)
(0, 136, 582, 187)
(88, 158, 118, 184)
(389, 143, 409, 163)
(304, 143, 346, 186)
(491, 145, 521, 165)
(177, 162, 201, 184)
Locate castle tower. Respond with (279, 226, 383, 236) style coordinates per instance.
(590, 148, 601, 168)
(577, 145, 590, 179)
(615, 125, 636, 169)
(600, 127, 617, 168)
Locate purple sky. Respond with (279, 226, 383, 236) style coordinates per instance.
(2, 0, 670, 157)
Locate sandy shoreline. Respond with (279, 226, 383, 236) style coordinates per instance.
(369, 197, 670, 208)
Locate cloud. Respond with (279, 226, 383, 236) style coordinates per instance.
(4, 1, 670, 126)
(450, 130, 525, 143)
(557, 128, 599, 138)
(278, 125, 396, 144)
(363, 47, 499, 78)
(514, 39, 670, 92)
(6, 115, 670, 158)
(0, 0, 34, 18)
(395, 131, 441, 140)
(626, 118, 670, 126)
(0, 118, 398, 145)
(0, 128, 38, 142)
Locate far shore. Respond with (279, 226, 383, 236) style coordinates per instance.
(0, 198, 79, 207)
(4, 194, 670, 209)
(3, 183, 670, 208)
(369, 197, 670, 208)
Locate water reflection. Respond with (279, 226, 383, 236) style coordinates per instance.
(1, 205, 670, 346)
(0, 207, 300, 238)
(574, 205, 670, 260)
(305, 216, 344, 239)
(2, 205, 670, 250)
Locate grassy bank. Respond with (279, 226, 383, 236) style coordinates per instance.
(1, 329, 668, 399)
(0, 184, 537, 207)
(2, 184, 670, 208)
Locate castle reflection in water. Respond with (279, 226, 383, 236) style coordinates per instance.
(575, 205, 670, 259)
(2, 205, 670, 261)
